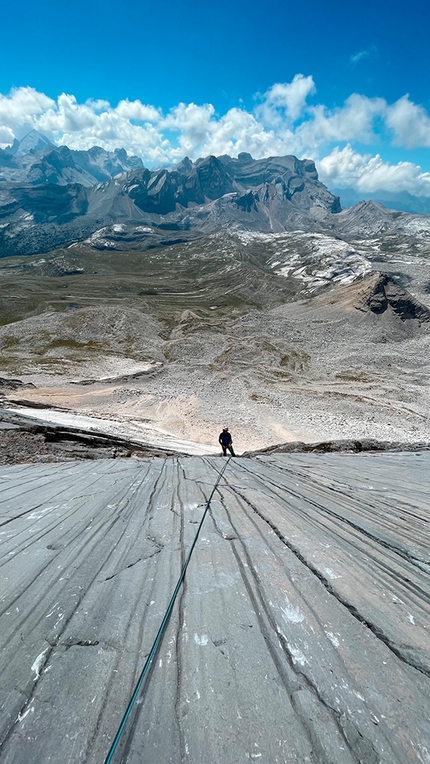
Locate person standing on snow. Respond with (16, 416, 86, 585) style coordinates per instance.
(219, 427, 236, 456)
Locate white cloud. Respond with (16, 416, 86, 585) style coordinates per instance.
(386, 95, 430, 148)
(1, 79, 430, 198)
(318, 144, 430, 196)
(350, 50, 369, 64)
(0, 86, 55, 128)
(0, 125, 15, 145)
(350, 46, 377, 65)
(258, 74, 316, 124)
(85, 98, 111, 111)
(162, 103, 293, 159)
(296, 94, 386, 149)
(115, 99, 161, 122)
(162, 102, 216, 154)
(57, 119, 171, 164)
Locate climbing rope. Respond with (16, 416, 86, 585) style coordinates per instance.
(103, 456, 231, 764)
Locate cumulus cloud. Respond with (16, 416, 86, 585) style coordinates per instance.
(1, 79, 430, 196)
(0, 86, 55, 128)
(296, 94, 386, 149)
(318, 144, 430, 196)
(162, 102, 216, 154)
(0, 125, 15, 145)
(386, 95, 430, 148)
(0, 87, 170, 162)
(162, 102, 295, 159)
(257, 74, 316, 124)
(115, 99, 161, 122)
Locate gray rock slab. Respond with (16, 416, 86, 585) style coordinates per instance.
(0, 454, 429, 763)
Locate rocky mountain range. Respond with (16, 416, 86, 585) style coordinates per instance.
(1, 137, 429, 764)
(334, 186, 430, 215)
(0, 140, 342, 256)
(1, 133, 430, 259)
(0, 130, 143, 186)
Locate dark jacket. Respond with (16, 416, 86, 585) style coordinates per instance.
(219, 431, 232, 445)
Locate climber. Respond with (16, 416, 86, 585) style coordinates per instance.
(219, 427, 236, 456)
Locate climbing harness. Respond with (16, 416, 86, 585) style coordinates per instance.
(103, 456, 231, 764)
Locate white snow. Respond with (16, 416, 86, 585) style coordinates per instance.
(402, 217, 430, 235)
(287, 644, 308, 666)
(31, 648, 49, 679)
(326, 631, 340, 647)
(280, 598, 304, 624)
(194, 634, 209, 646)
(4, 406, 219, 456)
(235, 230, 372, 293)
(323, 567, 341, 580)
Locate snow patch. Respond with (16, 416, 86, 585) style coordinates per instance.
(280, 598, 304, 624)
(194, 634, 209, 646)
(288, 644, 308, 666)
(31, 648, 49, 679)
(326, 631, 340, 647)
(323, 567, 341, 580)
(236, 230, 372, 293)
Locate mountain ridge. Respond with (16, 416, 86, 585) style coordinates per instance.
(0, 149, 344, 256)
(333, 185, 430, 215)
(0, 130, 144, 186)
(1, 138, 430, 261)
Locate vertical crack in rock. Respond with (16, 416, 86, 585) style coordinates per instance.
(240, 456, 430, 572)
(174, 459, 188, 764)
(218, 492, 365, 764)
(228, 479, 430, 678)
(82, 462, 169, 763)
(0, 464, 161, 751)
(245, 461, 430, 608)
(261, 460, 430, 572)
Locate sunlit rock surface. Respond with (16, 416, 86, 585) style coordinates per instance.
(0, 453, 429, 762)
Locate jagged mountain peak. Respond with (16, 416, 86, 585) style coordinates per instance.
(122, 151, 340, 221)
(0, 138, 144, 187)
(2, 149, 430, 260)
(0, 150, 342, 256)
(8, 130, 54, 156)
(174, 156, 194, 173)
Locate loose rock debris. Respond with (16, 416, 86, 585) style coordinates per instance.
(0, 453, 429, 763)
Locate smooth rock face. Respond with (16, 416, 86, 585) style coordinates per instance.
(0, 453, 429, 763)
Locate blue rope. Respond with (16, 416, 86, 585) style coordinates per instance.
(103, 456, 231, 764)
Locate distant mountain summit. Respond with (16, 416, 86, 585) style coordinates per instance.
(0, 130, 143, 186)
(8, 130, 54, 156)
(119, 152, 341, 230)
(332, 186, 430, 215)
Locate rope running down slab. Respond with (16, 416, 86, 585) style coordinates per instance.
(103, 456, 231, 764)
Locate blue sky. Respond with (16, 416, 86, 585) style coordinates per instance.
(1, 0, 430, 195)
